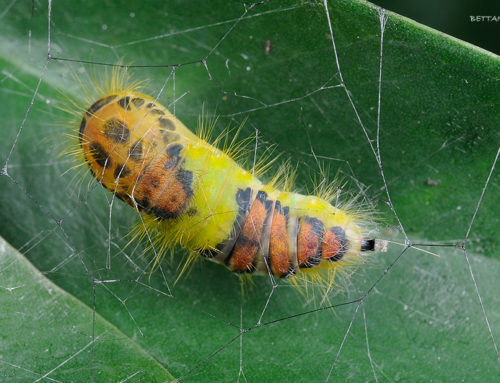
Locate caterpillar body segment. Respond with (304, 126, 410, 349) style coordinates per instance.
(79, 90, 380, 280)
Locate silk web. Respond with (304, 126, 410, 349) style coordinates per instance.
(1, 0, 499, 382)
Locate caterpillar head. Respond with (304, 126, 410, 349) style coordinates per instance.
(80, 92, 193, 219)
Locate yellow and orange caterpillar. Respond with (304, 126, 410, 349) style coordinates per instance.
(71, 71, 384, 284)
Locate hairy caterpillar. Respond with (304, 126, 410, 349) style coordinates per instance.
(72, 70, 385, 285)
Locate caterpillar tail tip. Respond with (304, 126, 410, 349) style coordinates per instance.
(361, 238, 388, 253)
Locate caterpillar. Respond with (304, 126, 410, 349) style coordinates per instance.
(72, 70, 385, 285)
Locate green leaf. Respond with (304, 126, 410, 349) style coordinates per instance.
(0, 0, 498, 382)
(0, 237, 174, 382)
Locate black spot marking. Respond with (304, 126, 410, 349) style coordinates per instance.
(186, 207, 197, 216)
(160, 130, 180, 143)
(114, 164, 131, 179)
(118, 96, 131, 110)
(232, 187, 253, 236)
(150, 206, 181, 219)
(255, 190, 268, 202)
(255, 190, 273, 219)
(176, 168, 193, 197)
(131, 97, 145, 108)
(283, 206, 290, 219)
(89, 142, 111, 169)
(166, 144, 183, 158)
(361, 239, 375, 251)
(327, 227, 348, 262)
(79, 116, 87, 143)
(164, 157, 179, 169)
(236, 187, 252, 215)
(274, 200, 282, 213)
(264, 197, 273, 212)
(146, 103, 155, 108)
(159, 118, 176, 130)
(151, 109, 165, 115)
(129, 141, 143, 161)
(103, 118, 129, 143)
(86, 95, 116, 117)
(137, 197, 150, 210)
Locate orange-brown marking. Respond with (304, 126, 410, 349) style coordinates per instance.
(80, 94, 193, 218)
(322, 227, 346, 261)
(81, 95, 169, 196)
(269, 208, 289, 277)
(133, 152, 190, 219)
(297, 217, 322, 267)
(228, 197, 267, 272)
(322, 229, 341, 260)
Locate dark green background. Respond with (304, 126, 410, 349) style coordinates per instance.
(376, 0, 500, 54)
(0, 0, 499, 381)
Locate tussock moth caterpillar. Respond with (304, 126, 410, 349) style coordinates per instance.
(67, 67, 386, 287)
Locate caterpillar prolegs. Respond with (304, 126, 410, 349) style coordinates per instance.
(77, 84, 384, 281)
